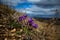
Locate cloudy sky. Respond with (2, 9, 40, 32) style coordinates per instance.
(0, 0, 60, 18)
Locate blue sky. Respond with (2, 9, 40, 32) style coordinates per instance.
(0, 0, 60, 18)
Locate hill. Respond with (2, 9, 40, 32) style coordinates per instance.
(0, 4, 58, 40)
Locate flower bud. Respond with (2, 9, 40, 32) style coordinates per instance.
(19, 16, 23, 21)
(32, 23, 38, 28)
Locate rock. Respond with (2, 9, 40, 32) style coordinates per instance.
(3, 18, 7, 21)
(9, 33, 15, 36)
(16, 35, 22, 38)
(10, 29, 16, 33)
(20, 29, 23, 32)
(0, 25, 2, 27)
(5, 38, 7, 40)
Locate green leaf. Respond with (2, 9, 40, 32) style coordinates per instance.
(10, 21, 21, 28)
(23, 27, 31, 35)
(16, 31, 21, 35)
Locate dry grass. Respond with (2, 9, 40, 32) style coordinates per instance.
(0, 4, 58, 40)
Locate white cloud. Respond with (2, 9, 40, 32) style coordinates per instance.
(0, 0, 26, 6)
(25, 5, 56, 14)
(27, 0, 41, 3)
(38, 0, 60, 4)
(15, 4, 56, 15)
(27, 0, 60, 4)
(1, 0, 60, 18)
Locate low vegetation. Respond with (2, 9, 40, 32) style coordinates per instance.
(0, 4, 58, 40)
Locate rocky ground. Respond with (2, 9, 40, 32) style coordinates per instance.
(0, 4, 59, 40)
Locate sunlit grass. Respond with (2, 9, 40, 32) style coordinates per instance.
(0, 4, 57, 40)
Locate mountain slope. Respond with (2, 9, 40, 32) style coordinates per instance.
(0, 4, 57, 40)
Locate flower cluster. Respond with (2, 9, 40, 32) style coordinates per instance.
(28, 18, 34, 24)
(28, 18, 38, 28)
(19, 15, 27, 21)
(19, 15, 38, 28)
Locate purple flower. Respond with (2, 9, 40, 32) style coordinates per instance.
(19, 15, 27, 21)
(28, 18, 34, 24)
(24, 15, 27, 17)
(28, 18, 33, 23)
(23, 15, 27, 19)
(19, 16, 23, 21)
(32, 23, 38, 28)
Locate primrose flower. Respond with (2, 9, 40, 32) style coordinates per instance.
(23, 15, 27, 19)
(28, 18, 34, 26)
(24, 15, 27, 17)
(19, 16, 23, 21)
(19, 15, 27, 21)
(32, 23, 38, 28)
(28, 18, 33, 23)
